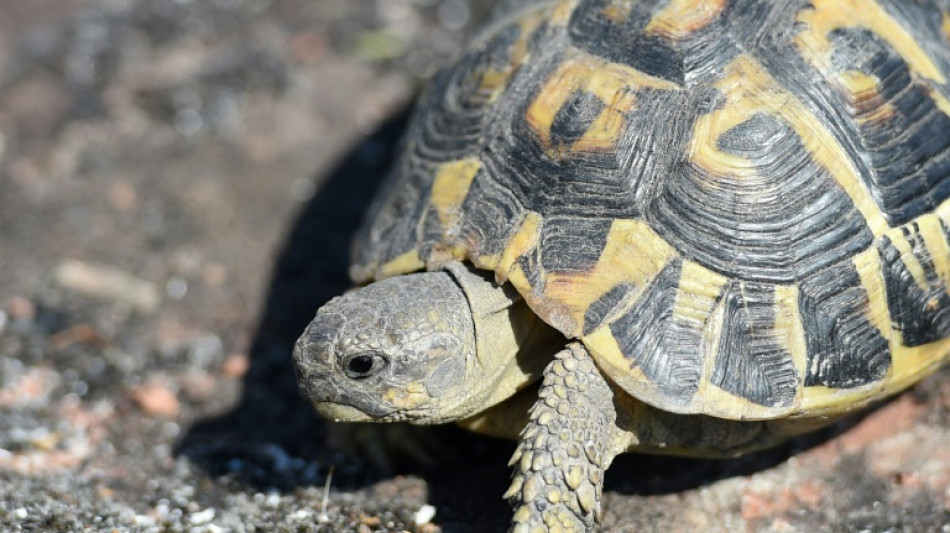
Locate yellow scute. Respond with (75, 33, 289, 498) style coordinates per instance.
(525, 48, 679, 157)
(430, 158, 482, 233)
(692, 55, 889, 238)
(645, 0, 726, 39)
(542, 219, 676, 337)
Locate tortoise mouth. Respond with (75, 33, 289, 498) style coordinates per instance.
(312, 401, 377, 422)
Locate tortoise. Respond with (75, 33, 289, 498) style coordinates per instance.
(293, 0, 950, 530)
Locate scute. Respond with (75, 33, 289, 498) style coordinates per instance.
(711, 282, 800, 410)
(352, 0, 950, 420)
(607, 259, 699, 408)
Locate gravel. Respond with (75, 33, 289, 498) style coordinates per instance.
(2, 1, 950, 532)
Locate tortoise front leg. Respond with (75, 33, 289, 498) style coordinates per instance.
(505, 342, 626, 532)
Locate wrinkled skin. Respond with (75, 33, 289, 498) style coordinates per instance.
(293, 264, 626, 531)
(293, 270, 479, 424)
(293, 263, 556, 428)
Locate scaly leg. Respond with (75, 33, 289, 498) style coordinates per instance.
(505, 342, 625, 532)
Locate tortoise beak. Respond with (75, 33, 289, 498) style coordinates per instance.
(293, 336, 397, 421)
(312, 401, 376, 422)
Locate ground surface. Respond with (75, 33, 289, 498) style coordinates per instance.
(1, 1, 950, 532)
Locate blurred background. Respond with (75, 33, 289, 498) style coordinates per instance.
(1, 1, 950, 531)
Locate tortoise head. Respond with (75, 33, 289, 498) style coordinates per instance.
(293, 270, 478, 424)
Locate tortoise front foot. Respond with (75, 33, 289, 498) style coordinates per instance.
(505, 343, 620, 532)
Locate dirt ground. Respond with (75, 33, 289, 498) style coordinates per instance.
(1, 1, 950, 532)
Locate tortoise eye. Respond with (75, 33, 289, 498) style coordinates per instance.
(343, 353, 388, 379)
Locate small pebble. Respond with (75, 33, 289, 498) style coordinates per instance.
(49, 324, 104, 351)
(289, 509, 311, 521)
(414, 504, 437, 525)
(202, 263, 228, 286)
(188, 508, 215, 525)
(221, 354, 250, 378)
(14, 508, 27, 520)
(54, 260, 159, 312)
(129, 380, 181, 417)
(166, 277, 188, 300)
(108, 181, 138, 211)
(181, 371, 218, 401)
(260, 444, 291, 472)
(437, 0, 470, 30)
(359, 514, 381, 527)
(6, 296, 35, 321)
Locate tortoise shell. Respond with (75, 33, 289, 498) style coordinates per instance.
(350, 0, 950, 421)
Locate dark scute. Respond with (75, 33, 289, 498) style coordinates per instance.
(549, 90, 606, 150)
(526, 16, 555, 51)
(457, 161, 526, 258)
(609, 259, 702, 406)
(875, 0, 950, 90)
(879, 231, 950, 346)
(407, 15, 550, 166)
(351, 19, 539, 271)
(568, 0, 685, 83)
(458, 22, 524, 106)
(618, 88, 697, 211)
(352, 158, 433, 271)
(358, 13, 570, 270)
(568, 0, 778, 86)
(483, 48, 703, 226)
(716, 114, 789, 156)
(540, 216, 612, 273)
(583, 283, 633, 335)
(420, 202, 446, 252)
(798, 260, 891, 388)
(710, 282, 798, 407)
(636, 1, 874, 285)
(649, 111, 874, 283)
(483, 49, 646, 220)
(480, 22, 524, 68)
(829, 28, 950, 226)
(517, 252, 544, 289)
(409, 63, 482, 162)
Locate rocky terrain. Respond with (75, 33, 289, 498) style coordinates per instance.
(1, 1, 950, 532)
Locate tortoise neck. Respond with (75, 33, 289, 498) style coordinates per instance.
(445, 262, 563, 416)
